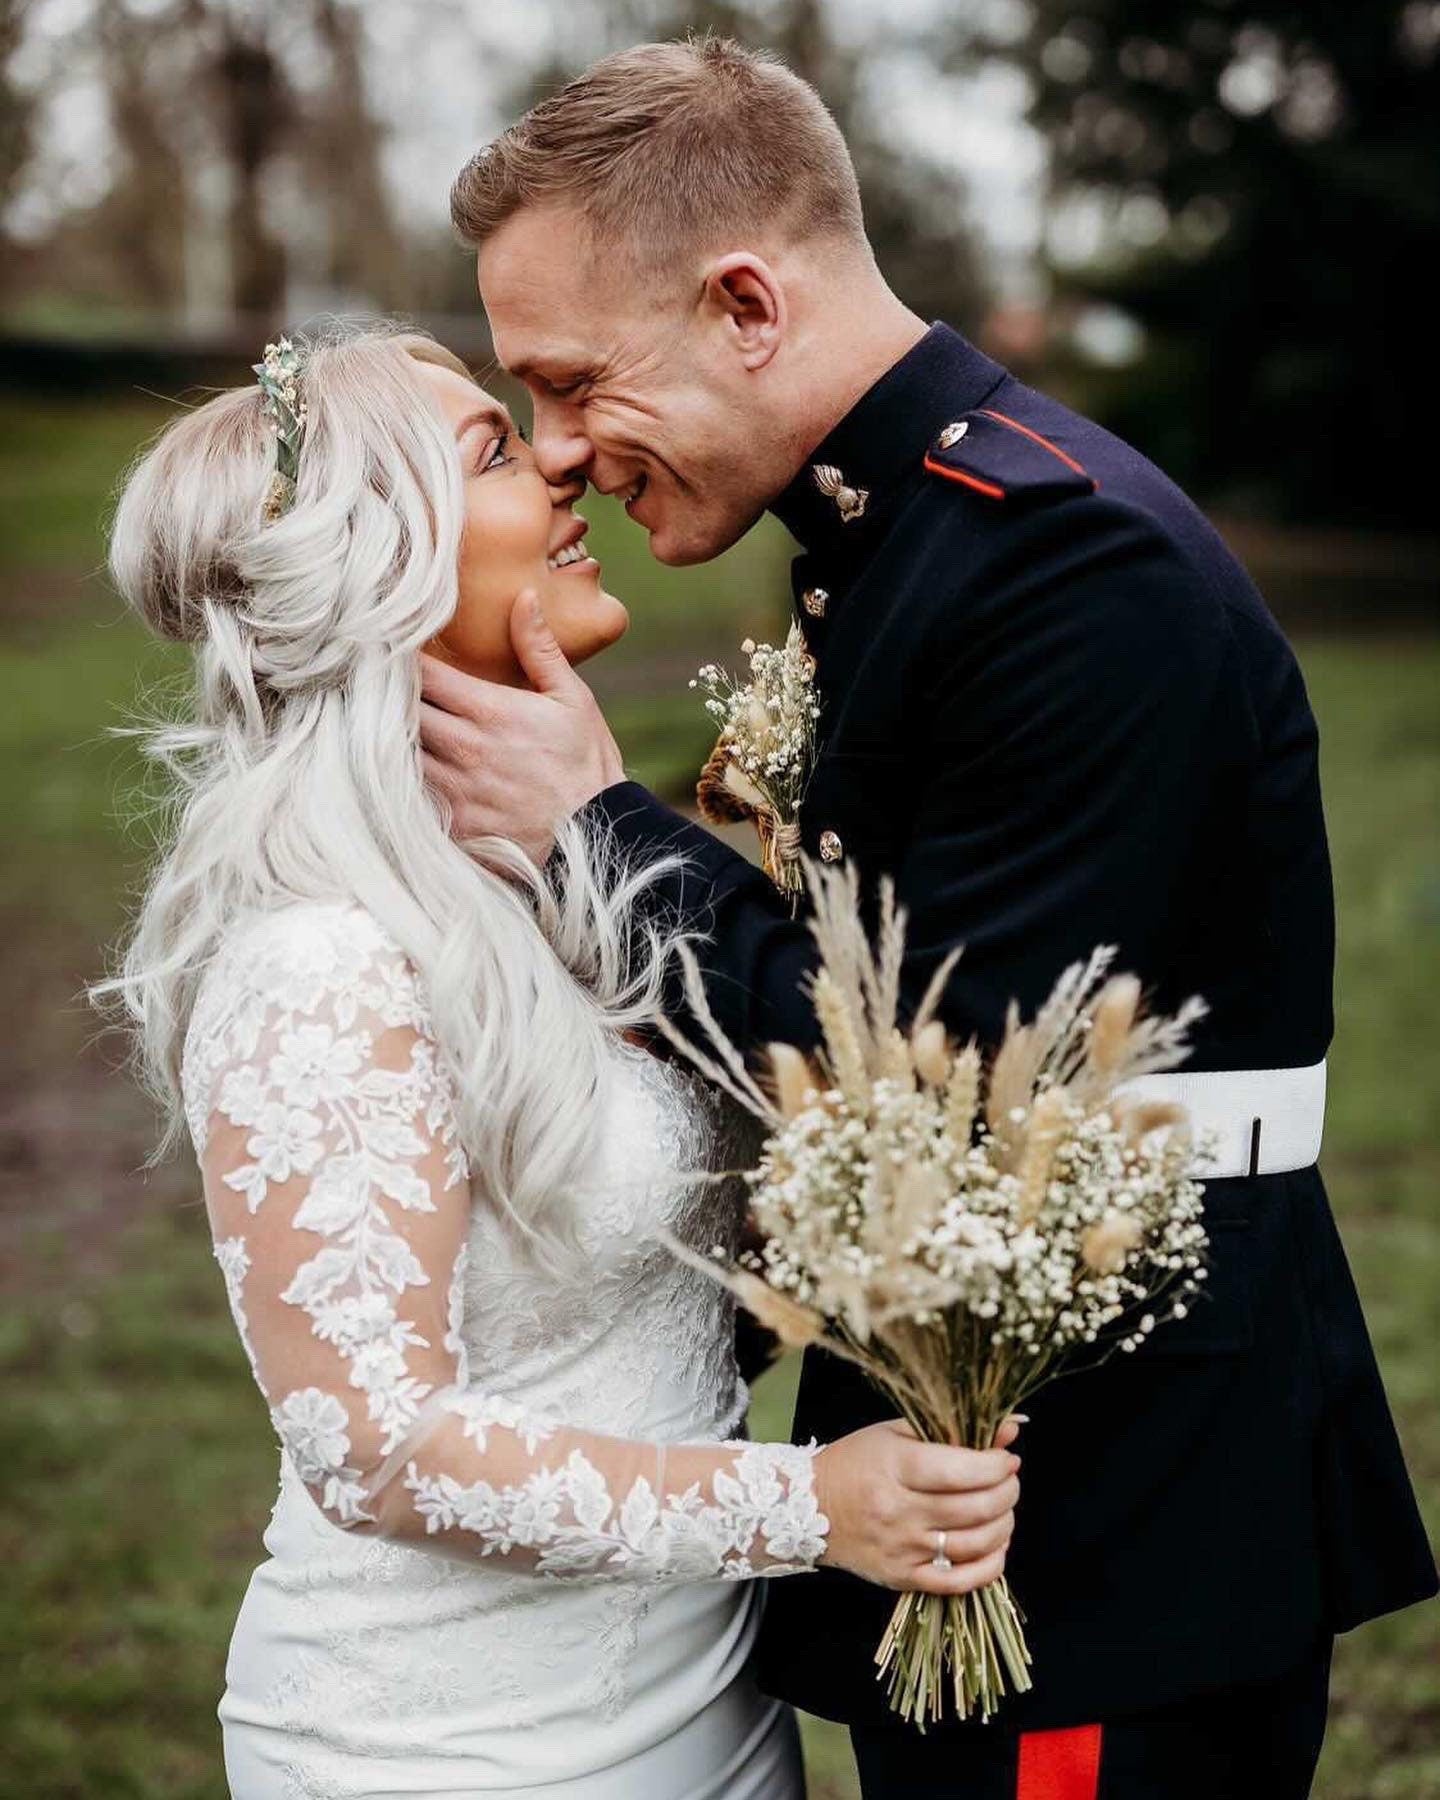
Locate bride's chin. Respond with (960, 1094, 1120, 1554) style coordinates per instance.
(555, 592, 629, 668)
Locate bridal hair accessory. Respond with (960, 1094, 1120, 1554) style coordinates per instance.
(658, 862, 1212, 1726)
(253, 335, 308, 522)
(692, 626, 819, 905)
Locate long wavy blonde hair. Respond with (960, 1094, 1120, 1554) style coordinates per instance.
(96, 318, 677, 1271)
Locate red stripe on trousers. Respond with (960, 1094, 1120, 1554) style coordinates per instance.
(1016, 1724, 1103, 1799)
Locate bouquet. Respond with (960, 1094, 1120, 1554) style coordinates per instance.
(692, 626, 820, 900)
(662, 862, 1211, 1727)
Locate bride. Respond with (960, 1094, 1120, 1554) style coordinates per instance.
(100, 320, 1021, 1799)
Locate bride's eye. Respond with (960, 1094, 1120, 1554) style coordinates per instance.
(474, 422, 529, 475)
(476, 433, 513, 474)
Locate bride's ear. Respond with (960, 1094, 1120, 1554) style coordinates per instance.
(702, 254, 785, 371)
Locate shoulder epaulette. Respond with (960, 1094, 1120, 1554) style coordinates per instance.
(924, 407, 1098, 503)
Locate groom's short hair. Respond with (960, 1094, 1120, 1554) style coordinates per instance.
(450, 36, 866, 272)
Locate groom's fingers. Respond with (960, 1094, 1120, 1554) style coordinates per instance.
(419, 650, 495, 727)
(421, 748, 473, 817)
(509, 588, 581, 700)
(418, 700, 483, 773)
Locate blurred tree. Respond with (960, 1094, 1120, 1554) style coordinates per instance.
(95, 0, 193, 313)
(196, 1, 295, 320)
(5, 0, 402, 332)
(957, 1, 1440, 527)
(300, 0, 405, 312)
(189, 0, 404, 321)
(483, 0, 991, 334)
(0, 0, 37, 296)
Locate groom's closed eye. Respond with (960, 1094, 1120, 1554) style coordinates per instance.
(524, 367, 592, 400)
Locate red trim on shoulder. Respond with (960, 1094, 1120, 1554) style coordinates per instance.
(922, 451, 1006, 501)
(977, 408, 1095, 485)
(1016, 1723, 1103, 1800)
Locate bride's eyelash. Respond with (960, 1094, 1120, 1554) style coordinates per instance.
(476, 427, 525, 474)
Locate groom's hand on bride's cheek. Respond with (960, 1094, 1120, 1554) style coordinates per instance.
(419, 591, 624, 865)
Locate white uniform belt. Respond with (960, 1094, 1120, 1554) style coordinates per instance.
(1114, 1059, 1327, 1180)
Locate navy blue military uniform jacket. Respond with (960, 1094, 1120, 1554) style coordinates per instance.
(589, 324, 1436, 1732)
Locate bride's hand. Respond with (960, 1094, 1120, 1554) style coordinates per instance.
(812, 1418, 1023, 1594)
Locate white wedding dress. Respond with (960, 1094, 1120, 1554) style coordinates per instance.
(180, 900, 826, 1799)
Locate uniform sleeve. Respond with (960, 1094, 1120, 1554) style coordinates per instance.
(585, 782, 822, 1054)
(188, 911, 828, 1582)
(590, 493, 1240, 1055)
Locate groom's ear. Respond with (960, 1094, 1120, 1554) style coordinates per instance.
(702, 254, 785, 372)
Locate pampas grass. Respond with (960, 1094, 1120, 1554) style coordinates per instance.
(660, 861, 1211, 1726)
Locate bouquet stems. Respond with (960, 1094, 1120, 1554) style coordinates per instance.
(876, 1576, 1032, 1728)
(869, 1365, 1037, 1727)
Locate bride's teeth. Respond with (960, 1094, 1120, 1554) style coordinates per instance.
(547, 540, 590, 570)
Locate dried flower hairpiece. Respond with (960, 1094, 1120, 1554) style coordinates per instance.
(253, 335, 308, 522)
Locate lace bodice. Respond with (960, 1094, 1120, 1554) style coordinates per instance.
(181, 901, 829, 1587)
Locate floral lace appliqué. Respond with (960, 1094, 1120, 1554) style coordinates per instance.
(183, 896, 830, 1799)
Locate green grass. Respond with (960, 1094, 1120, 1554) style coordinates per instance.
(0, 394, 1435, 1799)
(0, 395, 174, 574)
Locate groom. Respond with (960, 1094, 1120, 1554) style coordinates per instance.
(423, 37, 1437, 1798)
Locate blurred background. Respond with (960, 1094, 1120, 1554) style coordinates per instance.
(1, 2, 1436, 1795)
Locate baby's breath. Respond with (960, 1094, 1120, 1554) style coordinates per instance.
(741, 1074, 1207, 1360)
(661, 860, 1212, 1728)
(692, 627, 820, 896)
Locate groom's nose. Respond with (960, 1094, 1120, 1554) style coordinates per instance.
(531, 396, 594, 488)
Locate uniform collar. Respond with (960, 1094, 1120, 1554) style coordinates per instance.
(769, 322, 1007, 558)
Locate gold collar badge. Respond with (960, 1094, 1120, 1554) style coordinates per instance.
(812, 462, 869, 523)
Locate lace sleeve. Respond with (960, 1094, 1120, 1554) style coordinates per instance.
(185, 905, 828, 1584)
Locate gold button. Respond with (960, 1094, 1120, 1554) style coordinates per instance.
(802, 586, 829, 619)
(936, 421, 969, 451)
(819, 829, 843, 864)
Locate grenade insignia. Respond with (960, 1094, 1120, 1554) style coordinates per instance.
(812, 463, 869, 523)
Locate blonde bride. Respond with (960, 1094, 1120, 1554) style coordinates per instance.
(97, 321, 1021, 1799)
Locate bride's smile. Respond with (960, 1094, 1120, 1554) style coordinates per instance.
(416, 358, 629, 685)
